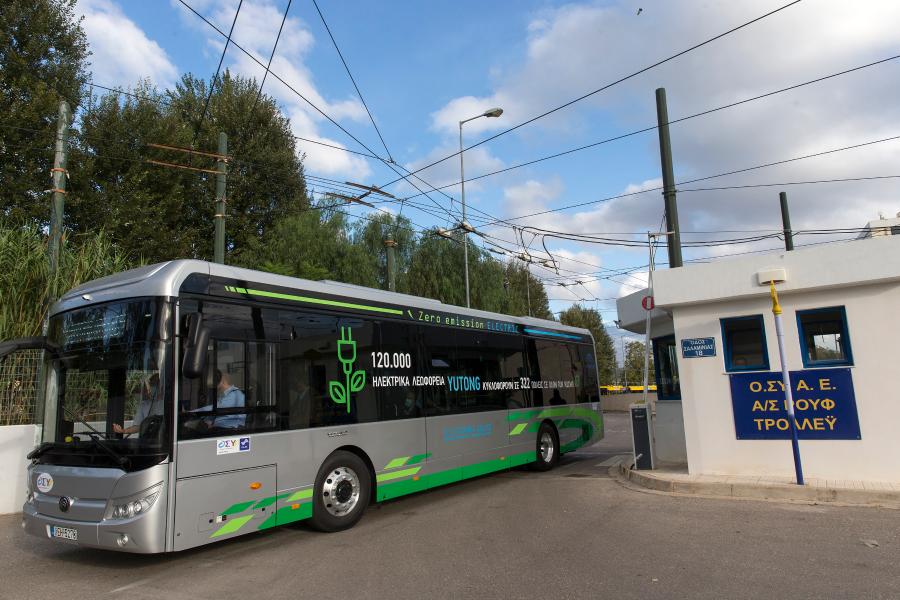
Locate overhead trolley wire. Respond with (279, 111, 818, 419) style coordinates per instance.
(312, 0, 393, 163)
(246, 0, 292, 125)
(395, 55, 900, 202)
(482, 134, 900, 227)
(192, 0, 244, 147)
(176, 0, 464, 226)
(377, 0, 804, 189)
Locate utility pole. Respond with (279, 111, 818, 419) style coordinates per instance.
(384, 238, 398, 292)
(214, 132, 228, 264)
(48, 100, 70, 301)
(655, 88, 683, 268)
(779, 191, 794, 251)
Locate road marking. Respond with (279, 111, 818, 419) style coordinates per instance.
(595, 455, 631, 467)
(109, 577, 153, 594)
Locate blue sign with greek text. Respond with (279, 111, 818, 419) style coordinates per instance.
(681, 337, 716, 358)
(729, 368, 860, 440)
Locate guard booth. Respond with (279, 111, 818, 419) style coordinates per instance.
(616, 233, 900, 484)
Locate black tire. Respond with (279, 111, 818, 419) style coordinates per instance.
(310, 450, 371, 532)
(531, 422, 559, 471)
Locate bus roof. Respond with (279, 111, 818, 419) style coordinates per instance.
(54, 259, 591, 338)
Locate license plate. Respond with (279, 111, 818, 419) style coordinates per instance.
(50, 526, 77, 541)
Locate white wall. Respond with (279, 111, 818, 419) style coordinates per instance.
(673, 281, 900, 482)
(0, 425, 36, 514)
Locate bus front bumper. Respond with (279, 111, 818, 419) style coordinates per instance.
(22, 500, 168, 554)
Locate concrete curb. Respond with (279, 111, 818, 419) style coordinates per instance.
(614, 464, 900, 509)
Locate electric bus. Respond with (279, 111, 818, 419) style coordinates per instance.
(5, 260, 603, 553)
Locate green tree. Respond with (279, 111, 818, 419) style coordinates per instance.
(500, 261, 552, 319)
(67, 71, 308, 263)
(559, 304, 616, 384)
(0, 221, 133, 340)
(350, 213, 417, 292)
(624, 340, 655, 386)
(405, 233, 466, 305)
(236, 202, 378, 287)
(0, 0, 89, 224)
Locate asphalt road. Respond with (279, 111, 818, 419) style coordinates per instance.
(2, 413, 898, 600)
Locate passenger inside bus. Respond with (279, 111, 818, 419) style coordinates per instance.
(182, 370, 246, 431)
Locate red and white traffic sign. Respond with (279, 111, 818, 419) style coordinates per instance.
(641, 296, 655, 311)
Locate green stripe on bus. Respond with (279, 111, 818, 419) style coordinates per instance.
(508, 406, 602, 428)
(253, 493, 290, 510)
(286, 488, 313, 502)
(257, 503, 313, 530)
(384, 456, 410, 469)
(509, 423, 528, 436)
(210, 514, 254, 538)
(408, 452, 431, 465)
(376, 466, 422, 482)
(227, 287, 404, 316)
(376, 450, 536, 501)
(221, 500, 256, 516)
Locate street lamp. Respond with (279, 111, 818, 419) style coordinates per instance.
(459, 107, 503, 307)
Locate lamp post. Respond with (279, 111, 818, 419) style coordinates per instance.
(459, 107, 503, 307)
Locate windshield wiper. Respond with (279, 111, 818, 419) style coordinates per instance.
(62, 407, 130, 468)
(26, 441, 56, 460)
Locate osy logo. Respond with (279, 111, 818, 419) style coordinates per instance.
(216, 437, 251, 455)
(36, 473, 54, 494)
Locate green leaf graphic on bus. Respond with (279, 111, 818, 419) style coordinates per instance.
(329, 326, 366, 413)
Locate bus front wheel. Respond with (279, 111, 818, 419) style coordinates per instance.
(531, 423, 559, 471)
(310, 450, 371, 532)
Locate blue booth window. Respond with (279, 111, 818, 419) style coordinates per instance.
(796, 306, 853, 367)
(652, 335, 681, 400)
(721, 315, 769, 372)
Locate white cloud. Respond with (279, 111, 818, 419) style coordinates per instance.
(176, 0, 372, 179)
(78, 0, 178, 89)
(441, 1, 900, 245)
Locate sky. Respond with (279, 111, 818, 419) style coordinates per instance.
(73, 0, 900, 358)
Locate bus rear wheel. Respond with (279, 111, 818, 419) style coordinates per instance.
(531, 423, 559, 471)
(310, 451, 370, 532)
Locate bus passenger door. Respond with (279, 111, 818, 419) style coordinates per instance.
(454, 331, 516, 478)
(422, 326, 464, 486)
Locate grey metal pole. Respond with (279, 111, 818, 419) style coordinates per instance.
(459, 122, 470, 307)
(655, 88, 683, 268)
(779, 191, 794, 251)
(384, 238, 397, 292)
(49, 100, 70, 300)
(214, 132, 228, 264)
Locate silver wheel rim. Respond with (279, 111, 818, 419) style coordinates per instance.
(322, 466, 361, 517)
(540, 431, 554, 463)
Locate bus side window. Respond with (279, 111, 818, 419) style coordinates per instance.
(499, 335, 528, 409)
(579, 345, 600, 404)
(558, 342, 581, 405)
(423, 326, 458, 416)
(376, 321, 423, 421)
(277, 311, 378, 428)
(530, 339, 579, 406)
(526, 338, 543, 406)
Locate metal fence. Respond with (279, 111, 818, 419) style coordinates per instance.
(0, 350, 40, 426)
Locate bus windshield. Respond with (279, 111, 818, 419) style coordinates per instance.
(37, 298, 173, 470)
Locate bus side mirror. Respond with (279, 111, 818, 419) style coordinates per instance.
(182, 313, 210, 379)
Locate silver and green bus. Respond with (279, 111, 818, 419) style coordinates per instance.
(7, 260, 602, 553)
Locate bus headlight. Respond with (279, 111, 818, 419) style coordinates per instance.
(105, 484, 162, 521)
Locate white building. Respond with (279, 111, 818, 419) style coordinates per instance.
(617, 234, 900, 483)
